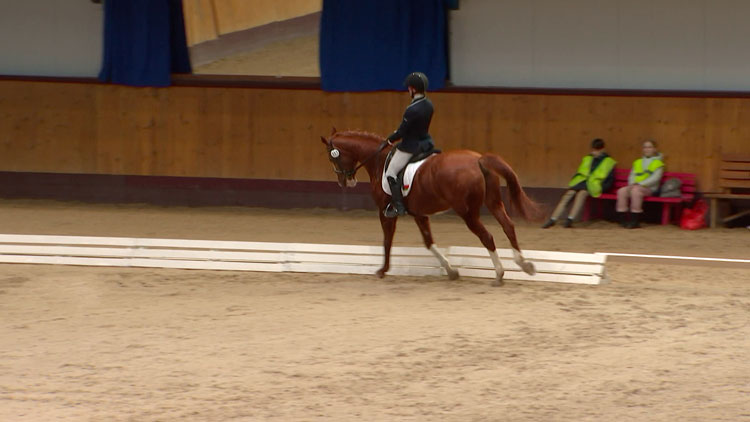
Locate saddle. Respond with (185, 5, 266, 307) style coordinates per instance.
(382, 142, 440, 197)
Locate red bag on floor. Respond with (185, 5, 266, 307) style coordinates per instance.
(680, 199, 707, 230)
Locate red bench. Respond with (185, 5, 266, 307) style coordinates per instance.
(582, 168, 697, 225)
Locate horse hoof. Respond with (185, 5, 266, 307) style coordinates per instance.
(491, 278, 505, 287)
(447, 269, 459, 280)
(521, 261, 536, 276)
(375, 269, 386, 278)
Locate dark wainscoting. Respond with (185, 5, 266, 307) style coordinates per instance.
(0, 171, 566, 215)
(0, 172, 373, 210)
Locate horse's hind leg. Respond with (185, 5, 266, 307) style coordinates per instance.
(486, 197, 536, 276)
(414, 216, 459, 280)
(458, 212, 506, 286)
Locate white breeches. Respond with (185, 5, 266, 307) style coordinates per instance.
(384, 149, 413, 180)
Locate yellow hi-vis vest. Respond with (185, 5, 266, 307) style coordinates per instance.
(568, 155, 617, 197)
(633, 158, 664, 183)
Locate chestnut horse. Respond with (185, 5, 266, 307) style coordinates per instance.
(320, 129, 540, 286)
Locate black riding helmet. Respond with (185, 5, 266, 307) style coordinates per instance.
(403, 72, 428, 93)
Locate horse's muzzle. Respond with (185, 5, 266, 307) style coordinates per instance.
(336, 175, 357, 188)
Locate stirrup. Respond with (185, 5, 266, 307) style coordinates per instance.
(383, 203, 406, 218)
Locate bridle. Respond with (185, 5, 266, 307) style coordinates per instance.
(327, 138, 389, 179)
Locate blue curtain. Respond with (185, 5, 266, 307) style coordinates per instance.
(319, 0, 448, 92)
(99, 0, 191, 87)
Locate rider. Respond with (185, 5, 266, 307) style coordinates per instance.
(383, 71, 434, 218)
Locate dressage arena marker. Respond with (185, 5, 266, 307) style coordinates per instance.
(0, 234, 609, 284)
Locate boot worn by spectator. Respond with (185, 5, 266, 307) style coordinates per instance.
(627, 212, 642, 229)
(617, 211, 629, 227)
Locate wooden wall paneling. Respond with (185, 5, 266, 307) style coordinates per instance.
(217, 88, 251, 178)
(143, 88, 170, 176)
(704, 98, 750, 191)
(182, 0, 219, 46)
(0, 81, 96, 174)
(93, 85, 121, 174)
(289, 90, 324, 180)
(0, 81, 39, 172)
(2, 80, 749, 191)
(253, 88, 291, 179)
(311, 90, 402, 181)
(58, 82, 98, 173)
(291, 89, 340, 180)
(187, 87, 219, 177)
(245, 87, 264, 179)
(213, 0, 278, 34)
(534, 95, 597, 187)
(137, 88, 164, 174)
(270, 89, 305, 179)
(652, 97, 710, 176)
(0, 84, 11, 165)
(94, 86, 170, 177)
(159, 87, 191, 177)
(274, 0, 321, 20)
(122, 87, 151, 175)
(723, 99, 750, 153)
(154, 86, 182, 176)
(97, 85, 131, 175)
(212, 0, 321, 36)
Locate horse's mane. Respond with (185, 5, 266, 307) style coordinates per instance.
(334, 130, 384, 143)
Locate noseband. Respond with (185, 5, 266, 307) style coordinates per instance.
(328, 139, 388, 179)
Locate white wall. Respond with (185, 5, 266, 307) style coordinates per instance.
(0, 0, 103, 77)
(449, 0, 750, 90)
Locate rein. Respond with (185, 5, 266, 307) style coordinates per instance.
(329, 139, 389, 179)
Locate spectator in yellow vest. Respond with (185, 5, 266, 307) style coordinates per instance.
(542, 138, 616, 228)
(616, 140, 664, 228)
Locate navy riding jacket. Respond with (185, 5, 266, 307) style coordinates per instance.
(386, 96, 434, 154)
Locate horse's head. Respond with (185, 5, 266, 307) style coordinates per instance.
(320, 132, 358, 188)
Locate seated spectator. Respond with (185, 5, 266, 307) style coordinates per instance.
(616, 140, 664, 229)
(542, 138, 616, 228)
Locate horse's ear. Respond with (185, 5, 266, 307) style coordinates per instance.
(330, 127, 337, 136)
(320, 136, 328, 145)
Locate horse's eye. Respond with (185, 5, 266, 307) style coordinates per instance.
(330, 149, 340, 158)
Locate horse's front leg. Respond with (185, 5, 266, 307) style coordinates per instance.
(376, 212, 397, 278)
(414, 216, 459, 280)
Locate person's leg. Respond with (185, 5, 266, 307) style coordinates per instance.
(542, 190, 576, 228)
(615, 185, 633, 227)
(616, 185, 631, 212)
(627, 185, 650, 228)
(383, 149, 412, 218)
(565, 190, 590, 227)
(616, 185, 632, 227)
(628, 185, 649, 213)
(384, 149, 412, 180)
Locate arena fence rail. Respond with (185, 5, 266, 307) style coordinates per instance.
(0, 234, 608, 285)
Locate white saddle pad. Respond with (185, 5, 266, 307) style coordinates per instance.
(381, 155, 434, 197)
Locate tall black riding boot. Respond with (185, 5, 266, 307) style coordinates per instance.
(383, 176, 407, 218)
(617, 211, 628, 228)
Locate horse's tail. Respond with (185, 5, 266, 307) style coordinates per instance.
(478, 153, 543, 221)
